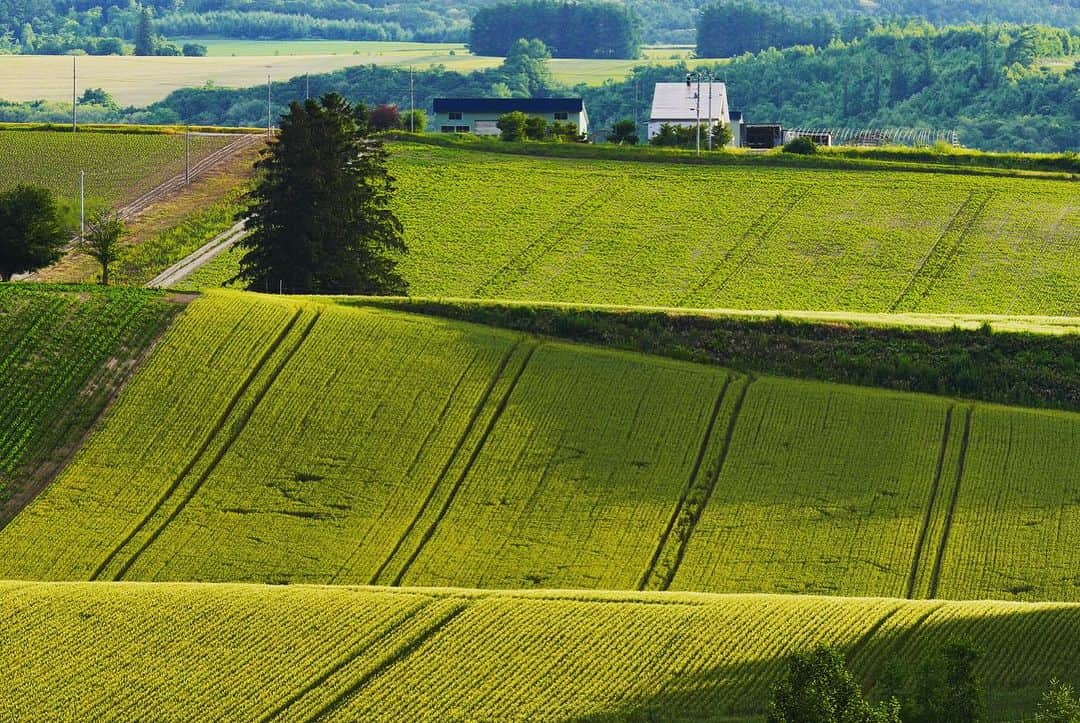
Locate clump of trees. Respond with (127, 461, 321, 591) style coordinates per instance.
(236, 92, 407, 295)
(496, 111, 583, 142)
(0, 185, 69, 282)
(649, 122, 732, 149)
(470, 0, 641, 58)
(697, 1, 873, 58)
(607, 119, 639, 145)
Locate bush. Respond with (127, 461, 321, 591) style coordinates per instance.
(1036, 679, 1080, 722)
(767, 645, 900, 723)
(182, 43, 208, 57)
(608, 118, 639, 145)
(369, 103, 402, 132)
(400, 109, 426, 133)
(784, 136, 819, 154)
(497, 111, 527, 141)
(524, 115, 548, 141)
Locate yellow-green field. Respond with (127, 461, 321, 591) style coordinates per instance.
(0, 129, 234, 206)
(2, 581, 1077, 721)
(0, 43, 691, 106)
(2, 290, 1077, 603)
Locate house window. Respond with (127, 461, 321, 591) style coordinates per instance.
(448, 112, 463, 120)
(554, 112, 569, 120)
(456, 126, 471, 133)
(440, 125, 456, 133)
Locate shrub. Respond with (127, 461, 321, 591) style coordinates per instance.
(497, 111, 528, 141)
(182, 43, 208, 57)
(784, 136, 819, 154)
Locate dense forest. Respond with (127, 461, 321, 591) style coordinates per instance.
(2, 0, 1080, 53)
(3, 23, 1075, 152)
(469, 0, 639, 58)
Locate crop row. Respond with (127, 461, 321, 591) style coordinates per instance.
(0, 285, 174, 496)
(0, 581, 1076, 721)
(0, 290, 1077, 603)
(0, 130, 232, 206)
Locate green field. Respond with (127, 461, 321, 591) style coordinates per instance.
(0, 286, 175, 498)
(1, 290, 1077, 604)
(193, 143, 1080, 316)
(1, 581, 1077, 721)
(0, 130, 234, 206)
(0, 43, 690, 106)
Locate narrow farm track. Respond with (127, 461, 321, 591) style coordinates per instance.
(146, 220, 247, 289)
(89, 307, 307, 581)
(648, 376, 755, 592)
(112, 310, 322, 581)
(365, 339, 529, 586)
(905, 404, 956, 599)
(389, 342, 541, 586)
(927, 406, 975, 599)
(638, 375, 732, 590)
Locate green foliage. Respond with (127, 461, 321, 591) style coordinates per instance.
(698, 1, 868, 57)
(881, 640, 987, 723)
(783, 136, 819, 154)
(496, 110, 527, 141)
(608, 118, 639, 145)
(1037, 679, 1080, 723)
(239, 93, 407, 294)
(78, 209, 125, 286)
(181, 42, 207, 56)
(649, 122, 729, 149)
(401, 108, 426, 133)
(134, 8, 154, 57)
(469, 0, 640, 58)
(78, 88, 119, 110)
(0, 185, 68, 281)
(523, 114, 547, 141)
(768, 645, 900, 723)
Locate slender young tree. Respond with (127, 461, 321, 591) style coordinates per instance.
(0, 185, 68, 281)
(79, 209, 125, 286)
(236, 93, 407, 295)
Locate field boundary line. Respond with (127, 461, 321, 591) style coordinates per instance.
(638, 376, 732, 590)
(259, 597, 437, 722)
(889, 191, 993, 312)
(905, 405, 956, 599)
(88, 306, 303, 581)
(112, 310, 321, 580)
(367, 339, 526, 586)
(471, 182, 620, 298)
(658, 375, 754, 591)
(390, 341, 540, 586)
(302, 602, 469, 722)
(928, 406, 974, 599)
(146, 220, 247, 289)
(679, 186, 809, 306)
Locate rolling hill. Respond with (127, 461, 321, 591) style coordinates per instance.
(0, 129, 236, 207)
(2, 581, 1078, 721)
(2, 289, 1077, 604)
(197, 142, 1080, 316)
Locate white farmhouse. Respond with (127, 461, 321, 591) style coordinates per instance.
(648, 82, 737, 146)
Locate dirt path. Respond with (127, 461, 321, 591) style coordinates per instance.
(147, 220, 247, 289)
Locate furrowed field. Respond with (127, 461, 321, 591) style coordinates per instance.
(0, 130, 234, 206)
(382, 144, 1079, 316)
(192, 143, 1080, 315)
(1, 581, 1077, 721)
(1, 290, 1077, 604)
(0, 285, 176, 499)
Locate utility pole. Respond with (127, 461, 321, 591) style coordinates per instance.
(695, 75, 701, 156)
(184, 128, 190, 185)
(409, 66, 415, 133)
(707, 77, 714, 151)
(305, 73, 310, 101)
(72, 55, 77, 132)
(79, 170, 85, 240)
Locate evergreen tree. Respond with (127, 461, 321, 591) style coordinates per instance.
(134, 8, 154, 57)
(236, 93, 407, 295)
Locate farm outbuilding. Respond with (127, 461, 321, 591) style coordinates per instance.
(432, 98, 588, 136)
(648, 82, 737, 146)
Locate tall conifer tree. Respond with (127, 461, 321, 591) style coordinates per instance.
(237, 93, 407, 295)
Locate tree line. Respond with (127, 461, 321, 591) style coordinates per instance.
(469, 0, 640, 58)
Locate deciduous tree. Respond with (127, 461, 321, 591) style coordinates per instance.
(0, 185, 68, 282)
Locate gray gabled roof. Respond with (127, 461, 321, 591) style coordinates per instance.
(433, 98, 584, 114)
(650, 82, 728, 121)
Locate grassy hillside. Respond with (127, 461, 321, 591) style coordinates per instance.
(0, 285, 177, 503)
(2, 289, 1077, 603)
(1, 581, 1077, 721)
(0, 129, 234, 206)
(194, 143, 1080, 316)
